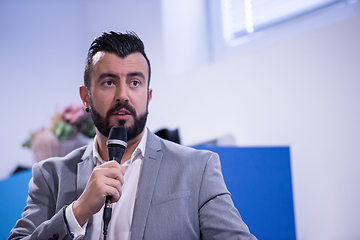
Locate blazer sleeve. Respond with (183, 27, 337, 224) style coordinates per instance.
(8, 163, 72, 240)
(198, 152, 257, 240)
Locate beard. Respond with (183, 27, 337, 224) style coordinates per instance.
(89, 99, 148, 141)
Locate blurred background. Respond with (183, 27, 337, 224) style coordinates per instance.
(0, 0, 359, 239)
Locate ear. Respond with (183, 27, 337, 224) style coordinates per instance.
(148, 88, 153, 103)
(79, 85, 89, 108)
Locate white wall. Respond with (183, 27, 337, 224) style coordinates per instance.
(0, 1, 359, 239)
(153, 2, 360, 240)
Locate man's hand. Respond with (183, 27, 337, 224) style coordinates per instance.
(72, 160, 125, 226)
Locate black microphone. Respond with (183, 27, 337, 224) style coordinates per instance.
(107, 126, 127, 163)
(103, 126, 127, 239)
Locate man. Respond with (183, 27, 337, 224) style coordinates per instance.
(9, 31, 256, 240)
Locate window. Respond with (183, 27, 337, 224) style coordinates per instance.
(220, 0, 357, 46)
(207, 0, 357, 60)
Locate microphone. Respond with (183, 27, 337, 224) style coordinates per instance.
(107, 126, 127, 163)
(103, 126, 127, 239)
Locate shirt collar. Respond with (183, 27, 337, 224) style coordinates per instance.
(93, 128, 148, 166)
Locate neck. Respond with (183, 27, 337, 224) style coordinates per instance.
(96, 128, 145, 165)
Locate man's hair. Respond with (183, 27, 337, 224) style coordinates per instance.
(84, 31, 151, 89)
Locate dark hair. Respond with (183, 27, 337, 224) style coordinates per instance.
(84, 31, 151, 89)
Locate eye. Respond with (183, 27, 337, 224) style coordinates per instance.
(104, 80, 114, 86)
(131, 80, 140, 87)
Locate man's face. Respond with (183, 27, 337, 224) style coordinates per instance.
(86, 51, 152, 140)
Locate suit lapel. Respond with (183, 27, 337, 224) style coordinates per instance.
(131, 131, 163, 240)
(76, 143, 94, 198)
(76, 142, 96, 234)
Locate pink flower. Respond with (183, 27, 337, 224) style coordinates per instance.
(62, 104, 88, 124)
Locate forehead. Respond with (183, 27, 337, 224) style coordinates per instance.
(91, 51, 149, 81)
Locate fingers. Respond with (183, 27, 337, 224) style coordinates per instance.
(104, 163, 125, 203)
(103, 177, 123, 202)
(92, 161, 125, 196)
(96, 160, 125, 185)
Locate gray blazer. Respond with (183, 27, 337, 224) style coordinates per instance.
(9, 130, 256, 240)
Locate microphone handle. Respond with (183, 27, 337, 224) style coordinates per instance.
(103, 156, 120, 238)
(103, 196, 112, 237)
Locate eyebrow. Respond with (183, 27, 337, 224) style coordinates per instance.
(127, 71, 145, 80)
(98, 73, 119, 81)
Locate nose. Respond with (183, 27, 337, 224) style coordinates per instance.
(116, 81, 129, 103)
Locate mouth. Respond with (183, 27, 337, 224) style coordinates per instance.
(115, 108, 131, 115)
(113, 108, 132, 121)
(107, 102, 136, 123)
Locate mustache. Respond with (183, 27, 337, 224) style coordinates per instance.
(106, 101, 137, 118)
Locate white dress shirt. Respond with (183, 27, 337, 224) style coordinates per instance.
(65, 129, 147, 240)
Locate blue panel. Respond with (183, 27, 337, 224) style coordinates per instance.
(0, 169, 32, 239)
(194, 146, 296, 240)
(0, 147, 296, 240)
